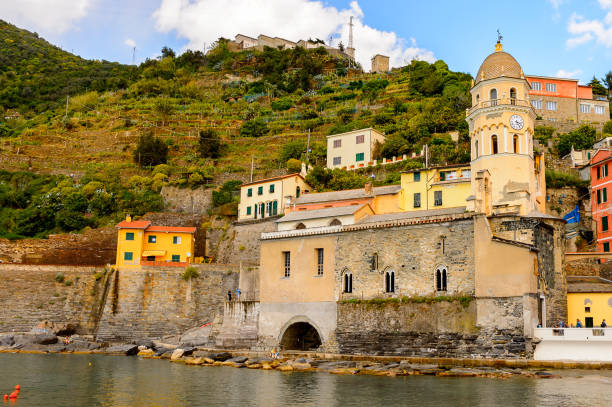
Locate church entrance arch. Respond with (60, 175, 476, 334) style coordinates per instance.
(279, 322, 322, 351)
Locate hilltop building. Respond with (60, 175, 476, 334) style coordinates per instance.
(525, 75, 609, 131)
(115, 216, 196, 267)
(218, 40, 568, 358)
(231, 34, 351, 59)
(326, 128, 385, 170)
(371, 54, 389, 73)
(237, 174, 312, 222)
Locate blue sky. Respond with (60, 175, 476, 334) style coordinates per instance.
(2, 0, 611, 83)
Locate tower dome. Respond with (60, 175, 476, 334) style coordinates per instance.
(475, 43, 523, 85)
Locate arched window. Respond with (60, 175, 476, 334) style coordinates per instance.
(259, 203, 265, 218)
(513, 135, 519, 154)
(476, 94, 480, 105)
(385, 270, 395, 293)
(510, 88, 517, 105)
(295, 223, 306, 229)
(296, 186, 301, 198)
(491, 135, 498, 154)
(436, 266, 447, 291)
(329, 218, 342, 226)
(344, 272, 353, 293)
(490, 89, 498, 106)
(272, 200, 278, 216)
(475, 139, 479, 158)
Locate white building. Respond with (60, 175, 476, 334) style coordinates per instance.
(326, 128, 385, 170)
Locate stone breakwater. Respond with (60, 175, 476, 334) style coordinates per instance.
(2, 337, 610, 379)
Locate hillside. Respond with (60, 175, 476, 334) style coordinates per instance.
(0, 19, 137, 113)
(0, 26, 475, 239)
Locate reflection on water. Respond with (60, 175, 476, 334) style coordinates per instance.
(1, 353, 611, 406)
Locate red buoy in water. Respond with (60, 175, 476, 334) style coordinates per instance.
(13, 386, 19, 391)
(8, 392, 17, 399)
(3, 394, 8, 401)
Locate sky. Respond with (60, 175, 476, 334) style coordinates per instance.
(1, 0, 612, 84)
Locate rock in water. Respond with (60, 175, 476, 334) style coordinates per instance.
(106, 344, 139, 356)
(171, 349, 185, 361)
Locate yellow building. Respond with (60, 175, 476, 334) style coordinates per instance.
(398, 164, 471, 211)
(567, 276, 612, 327)
(115, 216, 196, 267)
(466, 40, 546, 215)
(238, 174, 311, 222)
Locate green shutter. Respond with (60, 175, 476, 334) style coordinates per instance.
(413, 172, 420, 182)
(172, 254, 180, 262)
(272, 200, 278, 215)
(247, 206, 252, 215)
(124, 252, 133, 261)
(356, 152, 364, 162)
(247, 188, 252, 197)
(598, 190, 602, 204)
(270, 184, 275, 193)
(605, 188, 608, 203)
(126, 232, 134, 241)
(603, 216, 609, 232)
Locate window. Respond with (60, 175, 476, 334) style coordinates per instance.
(371, 253, 379, 272)
(385, 270, 395, 293)
(604, 164, 609, 178)
(546, 101, 557, 111)
(413, 172, 421, 182)
(510, 88, 516, 104)
(259, 203, 265, 218)
(272, 200, 278, 216)
(436, 266, 447, 291)
(598, 166, 601, 179)
(491, 135, 498, 154)
(580, 104, 591, 114)
(316, 248, 324, 275)
(258, 186, 263, 195)
(513, 135, 519, 154)
(146, 255, 155, 261)
(545, 83, 557, 92)
(344, 272, 353, 293)
(296, 186, 301, 198)
(356, 135, 364, 144)
(461, 170, 471, 178)
(605, 188, 608, 203)
(333, 139, 342, 148)
(434, 190, 442, 206)
(603, 216, 609, 232)
(269, 184, 275, 193)
(333, 156, 342, 166)
(148, 235, 156, 243)
(247, 188, 253, 197)
(329, 218, 342, 226)
(283, 251, 291, 277)
(531, 81, 542, 91)
(246, 206, 252, 215)
(585, 306, 591, 313)
(171, 254, 180, 262)
(439, 172, 446, 181)
(295, 223, 306, 230)
(490, 89, 498, 106)
(604, 242, 610, 252)
(356, 152, 364, 162)
(173, 236, 181, 244)
(413, 193, 421, 208)
(597, 189, 602, 204)
(475, 140, 479, 158)
(124, 252, 133, 261)
(253, 204, 258, 219)
(531, 100, 542, 109)
(595, 105, 605, 114)
(126, 232, 134, 241)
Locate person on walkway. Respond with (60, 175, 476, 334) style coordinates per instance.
(576, 319, 583, 328)
(227, 290, 232, 302)
(602, 319, 608, 328)
(557, 320, 565, 328)
(236, 288, 241, 302)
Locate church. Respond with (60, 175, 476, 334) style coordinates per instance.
(221, 40, 567, 358)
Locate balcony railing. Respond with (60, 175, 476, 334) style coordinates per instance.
(467, 98, 532, 116)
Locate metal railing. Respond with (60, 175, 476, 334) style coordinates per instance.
(467, 98, 532, 115)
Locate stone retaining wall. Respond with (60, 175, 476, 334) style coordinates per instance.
(336, 300, 530, 359)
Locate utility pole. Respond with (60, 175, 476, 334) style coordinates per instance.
(132, 47, 136, 65)
(305, 128, 311, 165)
(250, 156, 254, 182)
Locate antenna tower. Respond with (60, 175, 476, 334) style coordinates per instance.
(348, 16, 353, 50)
(132, 47, 136, 65)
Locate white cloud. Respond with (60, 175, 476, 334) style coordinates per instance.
(566, 2, 612, 48)
(125, 39, 136, 48)
(152, 0, 435, 70)
(548, 0, 565, 9)
(0, 0, 93, 35)
(555, 69, 582, 78)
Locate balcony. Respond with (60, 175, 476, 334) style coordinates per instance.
(466, 98, 532, 116)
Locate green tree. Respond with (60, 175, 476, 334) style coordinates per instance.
(161, 46, 176, 59)
(286, 158, 301, 172)
(602, 71, 612, 96)
(556, 125, 596, 157)
(154, 97, 174, 127)
(133, 132, 169, 167)
(280, 140, 306, 162)
(603, 120, 612, 135)
(240, 119, 269, 137)
(198, 128, 222, 158)
(589, 77, 607, 96)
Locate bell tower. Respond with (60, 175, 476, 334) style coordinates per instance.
(466, 39, 544, 215)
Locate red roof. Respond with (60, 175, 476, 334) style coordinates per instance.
(147, 226, 196, 233)
(116, 220, 151, 229)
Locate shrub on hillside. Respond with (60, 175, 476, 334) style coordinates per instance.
(603, 120, 612, 135)
(271, 97, 293, 111)
(280, 140, 306, 162)
(133, 132, 168, 167)
(546, 169, 589, 192)
(212, 180, 242, 207)
(240, 119, 269, 138)
(199, 128, 222, 158)
(556, 125, 596, 157)
(534, 126, 555, 143)
(286, 158, 301, 173)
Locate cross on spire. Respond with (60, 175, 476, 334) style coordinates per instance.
(497, 29, 503, 44)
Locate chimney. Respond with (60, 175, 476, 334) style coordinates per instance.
(364, 182, 373, 196)
(126, 214, 132, 222)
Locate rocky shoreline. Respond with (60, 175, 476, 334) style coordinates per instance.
(2, 331, 608, 379)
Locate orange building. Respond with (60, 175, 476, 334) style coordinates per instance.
(525, 75, 608, 128)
